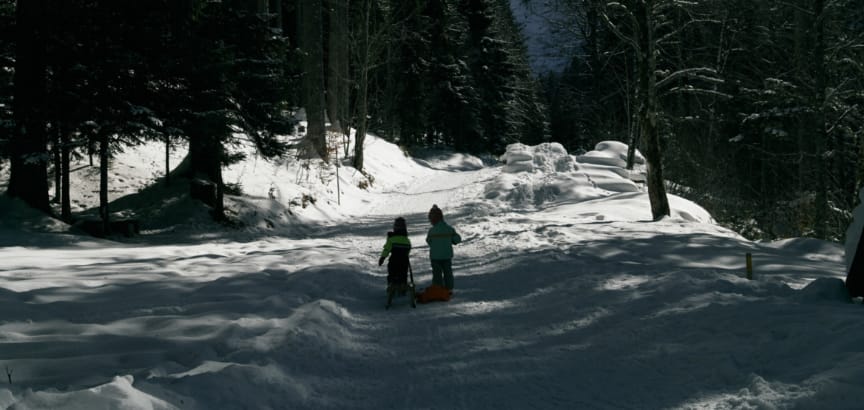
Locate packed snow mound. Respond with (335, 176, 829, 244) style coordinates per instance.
(795, 277, 851, 303)
(6, 375, 176, 410)
(0, 196, 70, 234)
(577, 140, 645, 168)
(411, 150, 486, 171)
(488, 141, 647, 209)
(501, 142, 576, 174)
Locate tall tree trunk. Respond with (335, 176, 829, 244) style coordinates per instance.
(635, 0, 670, 221)
(625, 55, 638, 170)
(188, 131, 226, 220)
(165, 134, 171, 186)
(794, 7, 809, 195)
(383, 25, 397, 142)
(812, 0, 828, 238)
(353, 0, 371, 171)
(61, 126, 71, 221)
(327, 0, 349, 135)
(99, 129, 110, 235)
(338, 0, 351, 143)
(8, 0, 50, 212)
(299, 0, 328, 160)
(53, 128, 61, 203)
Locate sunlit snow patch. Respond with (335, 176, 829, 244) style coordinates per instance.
(8, 375, 177, 410)
(489, 141, 647, 209)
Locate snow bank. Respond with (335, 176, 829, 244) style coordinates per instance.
(577, 140, 644, 167)
(1, 132, 860, 410)
(490, 141, 646, 209)
(7, 376, 176, 410)
(795, 277, 851, 303)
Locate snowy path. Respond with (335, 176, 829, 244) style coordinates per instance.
(0, 212, 853, 409)
(360, 165, 497, 217)
(0, 141, 860, 409)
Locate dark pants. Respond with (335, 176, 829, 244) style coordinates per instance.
(431, 259, 453, 290)
(388, 264, 408, 285)
(388, 253, 409, 285)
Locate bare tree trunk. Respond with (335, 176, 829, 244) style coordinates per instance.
(635, 0, 670, 220)
(812, 0, 828, 238)
(624, 55, 638, 170)
(165, 134, 171, 186)
(99, 129, 110, 235)
(352, 0, 371, 171)
(299, 0, 329, 161)
(61, 126, 71, 221)
(53, 128, 61, 203)
(189, 132, 226, 220)
(327, 0, 349, 135)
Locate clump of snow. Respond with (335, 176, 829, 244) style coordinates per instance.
(8, 376, 175, 410)
(411, 149, 486, 171)
(0, 196, 70, 234)
(577, 140, 644, 168)
(795, 277, 851, 303)
(488, 141, 646, 210)
(501, 142, 575, 174)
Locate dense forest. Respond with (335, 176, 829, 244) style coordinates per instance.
(1, 0, 863, 241)
(536, 0, 864, 241)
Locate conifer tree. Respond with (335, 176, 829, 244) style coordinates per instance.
(174, 0, 294, 220)
(8, 0, 50, 212)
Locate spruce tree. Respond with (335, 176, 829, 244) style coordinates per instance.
(8, 0, 50, 212)
(177, 1, 292, 220)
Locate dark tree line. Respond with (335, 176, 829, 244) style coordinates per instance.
(335, 0, 549, 169)
(537, 0, 864, 239)
(2, 0, 296, 229)
(375, 0, 549, 155)
(2, 0, 548, 231)
(6, 0, 860, 240)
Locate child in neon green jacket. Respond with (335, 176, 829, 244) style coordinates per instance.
(426, 204, 461, 290)
(379, 217, 412, 292)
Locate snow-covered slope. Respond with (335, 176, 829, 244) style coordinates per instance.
(0, 136, 858, 410)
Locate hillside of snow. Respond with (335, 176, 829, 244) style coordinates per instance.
(0, 135, 860, 410)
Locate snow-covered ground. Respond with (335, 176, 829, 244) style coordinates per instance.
(0, 135, 860, 410)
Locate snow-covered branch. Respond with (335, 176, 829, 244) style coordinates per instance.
(598, 3, 639, 51)
(655, 67, 722, 90)
(660, 85, 731, 99)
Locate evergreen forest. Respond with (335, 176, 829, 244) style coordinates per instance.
(2, 0, 863, 241)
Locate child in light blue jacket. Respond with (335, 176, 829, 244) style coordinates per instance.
(426, 204, 461, 290)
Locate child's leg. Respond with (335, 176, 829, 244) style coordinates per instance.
(430, 260, 445, 287)
(388, 265, 408, 285)
(441, 259, 454, 290)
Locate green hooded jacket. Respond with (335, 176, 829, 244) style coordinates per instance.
(426, 220, 461, 260)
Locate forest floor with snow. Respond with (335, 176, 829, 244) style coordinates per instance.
(0, 135, 860, 410)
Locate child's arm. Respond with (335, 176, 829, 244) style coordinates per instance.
(380, 236, 394, 265)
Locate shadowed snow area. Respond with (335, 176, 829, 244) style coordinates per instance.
(0, 135, 859, 410)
